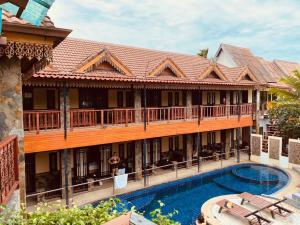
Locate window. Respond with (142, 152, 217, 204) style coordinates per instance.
(174, 136, 179, 150)
(174, 92, 180, 106)
(117, 91, 124, 107)
(49, 152, 58, 172)
(169, 137, 173, 151)
(207, 132, 216, 145)
(119, 144, 125, 160)
(168, 92, 173, 106)
(207, 92, 216, 105)
(125, 91, 134, 107)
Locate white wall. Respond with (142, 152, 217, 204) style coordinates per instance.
(215, 49, 237, 68)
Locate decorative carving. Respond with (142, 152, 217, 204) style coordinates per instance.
(251, 135, 261, 156)
(269, 138, 280, 160)
(0, 136, 18, 204)
(0, 41, 53, 62)
(289, 140, 300, 165)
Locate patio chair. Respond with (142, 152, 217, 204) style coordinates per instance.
(216, 199, 272, 225)
(239, 192, 293, 219)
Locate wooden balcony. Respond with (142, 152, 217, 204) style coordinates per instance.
(24, 104, 255, 153)
(0, 136, 19, 205)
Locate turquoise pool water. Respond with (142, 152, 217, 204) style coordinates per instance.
(116, 163, 289, 225)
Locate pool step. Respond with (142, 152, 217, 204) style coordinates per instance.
(213, 174, 275, 195)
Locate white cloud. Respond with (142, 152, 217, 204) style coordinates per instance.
(49, 0, 300, 61)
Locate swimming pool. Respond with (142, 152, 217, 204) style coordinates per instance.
(117, 163, 289, 225)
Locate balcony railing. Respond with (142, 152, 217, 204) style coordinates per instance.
(23, 104, 255, 134)
(23, 110, 60, 134)
(0, 135, 19, 205)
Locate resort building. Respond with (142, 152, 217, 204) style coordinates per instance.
(0, 6, 71, 206)
(21, 38, 259, 203)
(214, 43, 300, 134)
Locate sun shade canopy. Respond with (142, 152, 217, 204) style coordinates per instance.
(0, 0, 55, 26)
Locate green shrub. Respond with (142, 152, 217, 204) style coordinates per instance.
(0, 199, 181, 225)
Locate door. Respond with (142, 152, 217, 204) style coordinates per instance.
(126, 142, 135, 173)
(47, 90, 56, 110)
(100, 144, 112, 176)
(25, 154, 36, 193)
(74, 149, 87, 183)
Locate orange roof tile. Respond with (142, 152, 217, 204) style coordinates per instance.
(33, 38, 259, 87)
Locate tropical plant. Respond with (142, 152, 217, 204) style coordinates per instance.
(268, 103, 300, 139)
(149, 201, 181, 225)
(197, 48, 209, 58)
(0, 199, 181, 225)
(268, 70, 300, 138)
(269, 70, 300, 104)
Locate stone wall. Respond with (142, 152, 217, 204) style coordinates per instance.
(268, 136, 281, 160)
(289, 139, 300, 165)
(251, 134, 262, 156)
(0, 57, 25, 204)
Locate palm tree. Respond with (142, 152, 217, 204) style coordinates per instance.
(197, 48, 209, 58)
(270, 70, 300, 104)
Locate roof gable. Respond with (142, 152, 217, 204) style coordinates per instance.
(237, 67, 258, 82)
(148, 58, 185, 78)
(199, 64, 228, 81)
(75, 49, 132, 76)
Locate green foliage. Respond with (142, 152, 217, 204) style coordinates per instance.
(0, 199, 181, 225)
(269, 70, 300, 104)
(197, 48, 209, 58)
(268, 103, 300, 139)
(0, 199, 126, 225)
(149, 201, 181, 225)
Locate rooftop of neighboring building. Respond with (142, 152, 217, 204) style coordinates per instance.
(215, 43, 300, 87)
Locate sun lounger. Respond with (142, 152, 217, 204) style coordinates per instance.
(216, 199, 272, 225)
(239, 192, 293, 219)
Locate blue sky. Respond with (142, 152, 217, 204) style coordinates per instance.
(49, 0, 300, 62)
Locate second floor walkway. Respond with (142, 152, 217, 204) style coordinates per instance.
(23, 104, 255, 153)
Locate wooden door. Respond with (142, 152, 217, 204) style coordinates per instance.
(47, 90, 56, 110)
(25, 154, 36, 193)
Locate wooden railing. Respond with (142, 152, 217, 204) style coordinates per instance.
(70, 108, 135, 129)
(24, 104, 255, 133)
(0, 135, 19, 205)
(23, 110, 61, 134)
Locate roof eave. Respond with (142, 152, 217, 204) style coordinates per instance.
(2, 22, 72, 46)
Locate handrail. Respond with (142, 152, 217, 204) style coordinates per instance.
(0, 135, 19, 205)
(24, 103, 255, 133)
(25, 148, 250, 201)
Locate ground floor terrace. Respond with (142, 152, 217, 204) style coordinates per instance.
(25, 127, 251, 206)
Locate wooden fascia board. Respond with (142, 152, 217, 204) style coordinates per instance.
(199, 65, 228, 81)
(237, 67, 258, 82)
(76, 50, 132, 76)
(148, 58, 185, 78)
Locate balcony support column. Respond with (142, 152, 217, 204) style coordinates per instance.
(134, 89, 142, 123)
(60, 149, 73, 204)
(186, 91, 192, 119)
(134, 140, 143, 180)
(186, 134, 193, 167)
(225, 129, 231, 159)
(59, 86, 70, 129)
(0, 57, 25, 206)
(256, 90, 260, 134)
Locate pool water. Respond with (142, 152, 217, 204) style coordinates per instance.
(117, 164, 289, 225)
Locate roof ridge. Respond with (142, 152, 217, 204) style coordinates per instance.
(273, 59, 300, 65)
(221, 43, 251, 51)
(66, 37, 209, 61)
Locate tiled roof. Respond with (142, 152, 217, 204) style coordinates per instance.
(273, 60, 300, 76)
(33, 38, 258, 86)
(2, 9, 54, 27)
(218, 44, 300, 85)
